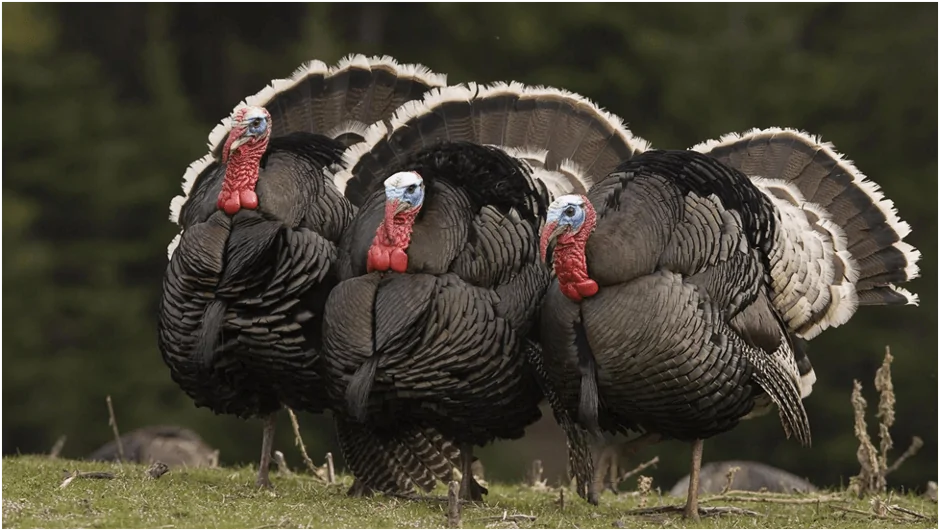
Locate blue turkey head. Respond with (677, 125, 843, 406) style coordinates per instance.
(383, 171, 425, 213)
(541, 194, 593, 264)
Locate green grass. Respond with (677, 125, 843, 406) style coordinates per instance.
(2, 455, 936, 528)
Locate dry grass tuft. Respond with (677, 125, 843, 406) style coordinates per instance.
(849, 346, 923, 498)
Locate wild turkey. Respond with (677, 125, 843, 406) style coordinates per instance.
(320, 82, 650, 500)
(158, 54, 464, 493)
(87, 425, 219, 468)
(537, 129, 920, 518)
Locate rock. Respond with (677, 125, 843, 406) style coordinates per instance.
(87, 425, 218, 468)
(669, 460, 816, 497)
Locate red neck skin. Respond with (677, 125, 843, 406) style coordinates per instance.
(217, 133, 268, 215)
(366, 200, 421, 273)
(545, 208, 598, 302)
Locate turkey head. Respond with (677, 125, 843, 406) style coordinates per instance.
(366, 171, 425, 273)
(217, 106, 272, 215)
(541, 194, 598, 302)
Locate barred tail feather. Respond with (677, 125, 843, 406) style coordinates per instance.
(334, 416, 460, 495)
(333, 82, 650, 207)
(693, 127, 920, 338)
(168, 55, 446, 228)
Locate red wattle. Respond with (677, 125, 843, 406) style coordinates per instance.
(367, 247, 389, 273)
(223, 194, 241, 215)
(390, 249, 408, 273)
(240, 190, 258, 210)
(576, 279, 598, 298)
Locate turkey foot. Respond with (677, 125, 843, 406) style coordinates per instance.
(458, 444, 487, 501)
(256, 412, 277, 488)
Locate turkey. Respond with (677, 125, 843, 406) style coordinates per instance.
(321, 82, 650, 500)
(158, 54, 465, 494)
(538, 129, 920, 518)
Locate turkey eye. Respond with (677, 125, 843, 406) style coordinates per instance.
(406, 185, 417, 194)
(251, 118, 262, 128)
(563, 206, 576, 217)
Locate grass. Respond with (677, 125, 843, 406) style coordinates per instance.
(2, 455, 936, 529)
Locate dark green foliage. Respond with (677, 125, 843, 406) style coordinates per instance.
(2, 3, 936, 494)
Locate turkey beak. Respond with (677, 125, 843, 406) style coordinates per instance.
(229, 132, 252, 153)
(393, 199, 412, 215)
(541, 223, 569, 265)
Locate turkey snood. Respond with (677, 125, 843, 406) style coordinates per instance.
(217, 108, 270, 215)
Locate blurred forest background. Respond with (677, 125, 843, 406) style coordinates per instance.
(3, 3, 937, 493)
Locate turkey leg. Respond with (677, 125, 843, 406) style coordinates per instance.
(682, 438, 703, 520)
(458, 443, 486, 501)
(256, 412, 277, 488)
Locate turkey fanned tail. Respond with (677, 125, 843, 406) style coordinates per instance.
(335, 416, 459, 495)
(693, 128, 921, 341)
(170, 54, 448, 228)
(333, 82, 650, 206)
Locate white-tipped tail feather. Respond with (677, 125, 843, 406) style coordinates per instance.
(694, 127, 920, 340)
(166, 54, 448, 256)
(333, 80, 650, 204)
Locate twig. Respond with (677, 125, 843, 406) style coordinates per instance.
(469, 512, 537, 523)
(886, 436, 923, 475)
(618, 456, 660, 483)
(49, 435, 67, 459)
(703, 493, 842, 505)
(286, 408, 323, 480)
(106, 395, 125, 463)
(447, 480, 461, 528)
(829, 504, 908, 522)
(59, 470, 116, 489)
(273, 450, 294, 477)
(325, 452, 335, 484)
(721, 465, 741, 495)
(558, 487, 565, 511)
(626, 504, 763, 517)
(636, 476, 653, 508)
(887, 504, 928, 520)
(528, 459, 544, 487)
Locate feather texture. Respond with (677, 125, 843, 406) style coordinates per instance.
(332, 82, 650, 207)
(159, 55, 466, 496)
(169, 54, 447, 228)
(693, 127, 920, 336)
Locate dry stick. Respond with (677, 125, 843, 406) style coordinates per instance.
(703, 494, 842, 505)
(626, 505, 762, 517)
(886, 436, 923, 475)
(60, 470, 116, 489)
(447, 480, 462, 528)
(273, 450, 294, 477)
(325, 452, 336, 484)
(618, 456, 660, 483)
(887, 504, 929, 520)
(49, 435, 67, 459)
(829, 504, 909, 522)
(469, 512, 537, 523)
(558, 487, 565, 511)
(529, 459, 543, 486)
(105, 395, 125, 463)
(285, 408, 323, 480)
(720, 466, 741, 495)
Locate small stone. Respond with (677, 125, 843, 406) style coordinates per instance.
(927, 481, 937, 502)
(145, 461, 169, 479)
